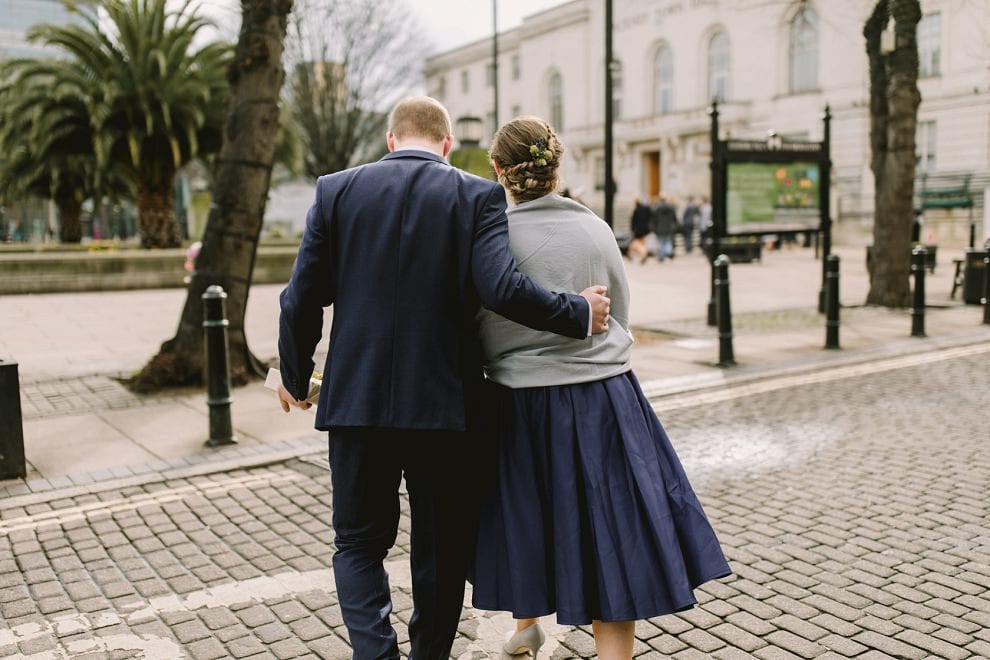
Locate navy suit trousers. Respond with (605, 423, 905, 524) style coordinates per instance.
(328, 428, 482, 659)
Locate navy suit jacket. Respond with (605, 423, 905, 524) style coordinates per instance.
(278, 149, 591, 431)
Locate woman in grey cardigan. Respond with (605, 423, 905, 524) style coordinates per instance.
(471, 116, 731, 660)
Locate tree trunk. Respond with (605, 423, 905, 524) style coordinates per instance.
(864, 0, 922, 307)
(136, 177, 183, 248)
(128, 0, 293, 392)
(57, 197, 83, 243)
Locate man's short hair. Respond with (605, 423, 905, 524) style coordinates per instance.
(389, 97, 452, 143)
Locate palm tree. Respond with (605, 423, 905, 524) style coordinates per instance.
(0, 58, 105, 242)
(26, 0, 230, 248)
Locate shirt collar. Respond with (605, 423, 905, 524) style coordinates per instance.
(395, 145, 442, 156)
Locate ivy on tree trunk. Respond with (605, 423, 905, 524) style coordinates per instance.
(864, 0, 922, 307)
(129, 0, 294, 392)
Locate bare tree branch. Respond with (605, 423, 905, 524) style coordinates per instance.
(286, 0, 429, 178)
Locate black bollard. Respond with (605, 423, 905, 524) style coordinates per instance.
(202, 285, 236, 447)
(714, 254, 736, 367)
(911, 245, 927, 337)
(983, 256, 990, 325)
(0, 358, 26, 479)
(707, 256, 717, 326)
(825, 254, 840, 349)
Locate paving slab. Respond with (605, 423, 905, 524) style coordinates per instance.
(99, 404, 216, 460)
(21, 413, 156, 478)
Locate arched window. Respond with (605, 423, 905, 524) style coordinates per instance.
(918, 13, 941, 77)
(549, 72, 563, 129)
(789, 7, 818, 93)
(707, 30, 730, 103)
(653, 45, 673, 114)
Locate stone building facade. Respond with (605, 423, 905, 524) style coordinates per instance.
(424, 0, 990, 247)
(1, 0, 89, 242)
(0, 0, 83, 58)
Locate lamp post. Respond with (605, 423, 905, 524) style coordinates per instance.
(492, 0, 499, 131)
(818, 105, 832, 313)
(451, 115, 493, 179)
(456, 115, 483, 149)
(603, 0, 614, 228)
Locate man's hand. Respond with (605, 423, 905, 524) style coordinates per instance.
(278, 384, 312, 412)
(580, 285, 610, 334)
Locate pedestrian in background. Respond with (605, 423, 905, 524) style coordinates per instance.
(276, 96, 611, 660)
(698, 195, 713, 256)
(699, 196, 713, 233)
(650, 194, 678, 262)
(681, 195, 699, 254)
(473, 115, 731, 660)
(627, 195, 653, 263)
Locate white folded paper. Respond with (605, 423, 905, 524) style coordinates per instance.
(264, 367, 322, 406)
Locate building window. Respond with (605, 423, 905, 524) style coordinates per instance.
(549, 71, 563, 129)
(918, 13, 941, 77)
(611, 60, 623, 120)
(511, 55, 520, 80)
(430, 75, 446, 100)
(486, 112, 497, 140)
(595, 157, 606, 191)
(461, 70, 469, 93)
(707, 30, 730, 103)
(916, 120, 936, 172)
(487, 63, 496, 88)
(789, 7, 818, 93)
(653, 45, 673, 114)
(511, 104, 521, 119)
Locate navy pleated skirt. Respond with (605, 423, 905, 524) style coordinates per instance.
(471, 370, 732, 625)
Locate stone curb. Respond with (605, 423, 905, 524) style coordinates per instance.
(638, 326, 990, 400)
(3, 326, 987, 511)
(0, 435, 325, 510)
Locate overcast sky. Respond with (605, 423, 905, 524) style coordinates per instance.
(414, 0, 567, 54)
(201, 0, 567, 54)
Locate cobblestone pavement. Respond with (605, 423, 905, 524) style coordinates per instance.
(1, 344, 988, 659)
(18, 376, 179, 421)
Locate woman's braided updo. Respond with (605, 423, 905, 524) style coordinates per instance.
(489, 116, 564, 204)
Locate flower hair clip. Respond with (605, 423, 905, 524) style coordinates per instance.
(529, 137, 553, 167)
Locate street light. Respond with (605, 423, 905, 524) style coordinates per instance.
(492, 0, 499, 131)
(451, 115, 494, 179)
(456, 115, 484, 148)
(604, 0, 614, 228)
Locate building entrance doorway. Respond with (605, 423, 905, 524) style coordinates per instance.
(643, 151, 661, 198)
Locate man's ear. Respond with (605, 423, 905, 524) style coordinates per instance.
(441, 134, 454, 158)
(386, 132, 396, 152)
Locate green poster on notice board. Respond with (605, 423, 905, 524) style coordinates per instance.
(727, 162, 820, 232)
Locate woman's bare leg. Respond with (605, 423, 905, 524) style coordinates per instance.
(515, 617, 539, 633)
(630, 239, 647, 263)
(591, 620, 635, 660)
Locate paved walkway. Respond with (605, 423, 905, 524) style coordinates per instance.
(1, 243, 989, 658)
(2, 244, 984, 488)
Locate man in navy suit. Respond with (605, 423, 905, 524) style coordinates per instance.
(277, 96, 610, 659)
